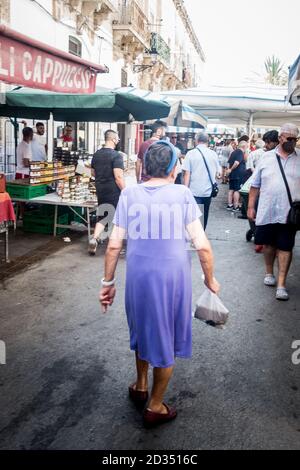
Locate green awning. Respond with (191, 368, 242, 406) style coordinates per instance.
(0, 87, 170, 122)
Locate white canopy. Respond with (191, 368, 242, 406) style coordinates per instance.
(162, 84, 300, 128)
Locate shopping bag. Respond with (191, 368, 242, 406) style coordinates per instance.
(194, 288, 229, 328)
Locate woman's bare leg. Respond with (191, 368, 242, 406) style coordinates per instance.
(148, 366, 174, 414)
(135, 352, 149, 391)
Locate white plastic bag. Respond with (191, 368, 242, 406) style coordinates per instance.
(194, 288, 229, 328)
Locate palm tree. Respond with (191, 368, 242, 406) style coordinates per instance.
(264, 56, 288, 86)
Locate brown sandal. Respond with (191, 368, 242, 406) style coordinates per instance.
(143, 403, 177, 427)
(128, 384, 148, 405)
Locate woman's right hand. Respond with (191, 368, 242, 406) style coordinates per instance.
(205, 277, 220, 295)
(99, 286, 116, 313)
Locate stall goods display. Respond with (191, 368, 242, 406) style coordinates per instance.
(56, 176, 94, 203)
(29, 161, 76, 184)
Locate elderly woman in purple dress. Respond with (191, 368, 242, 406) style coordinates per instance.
(100, 141, 219, 427)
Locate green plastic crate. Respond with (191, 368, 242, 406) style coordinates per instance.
(23, 211, 68, 235)
(6, 183, 47, 200)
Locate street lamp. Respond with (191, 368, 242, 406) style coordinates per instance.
(133, 47, 159, 73)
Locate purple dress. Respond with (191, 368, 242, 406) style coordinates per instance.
(113, 184, 201, 368)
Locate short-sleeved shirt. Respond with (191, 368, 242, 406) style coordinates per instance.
(182, 144, 220, 198)
(31, 134, 47, 162)
(91, 147, 124, 202)
(246, 148, 265, 172)
(228, 149, 246, 179)
(251, 148, 300, 226)
(137, 138, 159, 182)
(16, 141, 32, 175)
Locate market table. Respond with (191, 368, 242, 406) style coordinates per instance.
(0, 192, 16, 262)
(11, 193, 98, 240)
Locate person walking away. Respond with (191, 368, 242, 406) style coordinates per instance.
(99, 140, 220, 427)
(227, 141, 248, 212)
(220, 139, 234, 184)
(136, 121, 167, 183)
(248, 123, 300, 301)
(88, 130, 125, 255)
(183, 132, 220, 230)
(31, 122, 47, 162)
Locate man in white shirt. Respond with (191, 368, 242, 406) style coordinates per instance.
(31, 122, 47, 162)
(183, 132, 221, 230)
(246, 139, 265, 173)
(248, 123, 300, 301)
(16, 127, 33, 178)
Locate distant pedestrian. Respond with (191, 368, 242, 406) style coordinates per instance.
(183, 132, 221, 230)
(227, 141, 248, 211)
(88, 130, 125, 255)
(263, 130, 279, 151)
(100, 140, 220, 427)
(136, 121, 167, 183)
(246, 139, 265, 173)
(248, 123, 300, 301)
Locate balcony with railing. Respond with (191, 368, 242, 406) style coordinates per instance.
(112, 0, 151, 50)
(150, 32, 171, 66)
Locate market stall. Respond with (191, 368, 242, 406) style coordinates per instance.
(0, 87, 170, 240)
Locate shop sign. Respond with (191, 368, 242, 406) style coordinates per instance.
(0, 35, 97, 93)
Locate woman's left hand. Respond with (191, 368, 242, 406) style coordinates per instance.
(99, 286, 116, 313)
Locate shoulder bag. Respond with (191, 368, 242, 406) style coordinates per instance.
(276, 154, 300, 230)
(197, 148, 219, 198)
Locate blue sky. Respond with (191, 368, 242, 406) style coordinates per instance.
(185, 0, 300, 85)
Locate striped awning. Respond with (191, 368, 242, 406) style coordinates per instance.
(167, 100, 207, 128)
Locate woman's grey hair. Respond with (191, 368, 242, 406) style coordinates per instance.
(196, 132, 209, 144)
(255, 139, 265, 149)
(145, 143, 174, 178)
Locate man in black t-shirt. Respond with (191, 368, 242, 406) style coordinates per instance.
(88, 130, 125, 255)
(227, 141, 248, 211)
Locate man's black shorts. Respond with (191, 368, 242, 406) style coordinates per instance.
(255, 224, 297, 252)
(229, 178, 242, 192)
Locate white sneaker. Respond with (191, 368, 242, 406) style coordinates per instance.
(276, 288, 289, 301)
(264, 274, 276, 287)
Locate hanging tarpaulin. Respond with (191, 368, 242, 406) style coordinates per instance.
(0, 25, 108, 94)
(288, 55, 300, 105)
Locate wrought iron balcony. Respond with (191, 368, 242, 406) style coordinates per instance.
(150, 32, 171, 66)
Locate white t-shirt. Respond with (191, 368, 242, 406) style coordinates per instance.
(31, 133, 47, 161)
(16, 141, 32, 175)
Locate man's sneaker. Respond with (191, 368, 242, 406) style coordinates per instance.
(232, 207, 240, 213)
(276, 288, 289, 301)
(227, 205, 234, 211)
(88, 237, 98, 256)
(264, 274, 276, 287)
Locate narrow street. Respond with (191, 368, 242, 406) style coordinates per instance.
(0, 186, 300, 450)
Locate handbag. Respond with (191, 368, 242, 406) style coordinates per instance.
(197, 148, 219, 198)
(276, 154, 300, 230)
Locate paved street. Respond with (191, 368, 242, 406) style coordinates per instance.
(1, 187, 300, 450)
